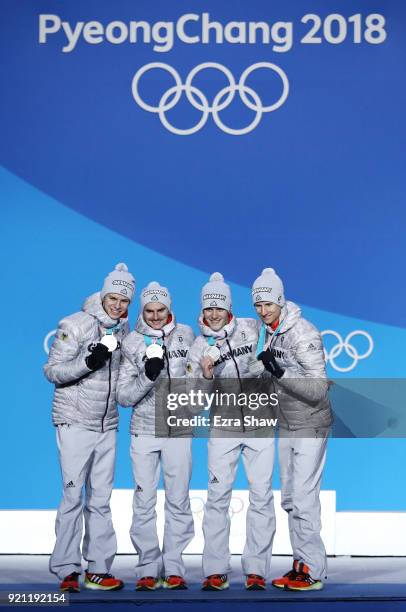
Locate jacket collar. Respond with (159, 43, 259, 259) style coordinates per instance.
(265, 301, 301, 335)
(198, 314, 236, 340)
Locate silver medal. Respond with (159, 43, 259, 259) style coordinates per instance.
(204, 345, 221, 363)
(100, 334, 118, 352)
(146, 343, 164, 360)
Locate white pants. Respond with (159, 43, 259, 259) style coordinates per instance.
(278, 427, 329, 579)
(130, 436, 194, 578)
(202, 434, 276, 578)
(50, 424, 117, 579)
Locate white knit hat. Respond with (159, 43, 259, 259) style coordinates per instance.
(141, 281, 171, 310)
(252, 268, 285, 306)
(101, 263, 135, 301)
(201, 272, 232, 312)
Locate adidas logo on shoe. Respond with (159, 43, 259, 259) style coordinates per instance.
(84, 572, 124, 591)
(283, 563, 323, 591)
(202, 574, 229, 591)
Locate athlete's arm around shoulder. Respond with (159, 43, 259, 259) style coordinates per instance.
(236, 317, 260, 342)
(175, 323, 195, 351)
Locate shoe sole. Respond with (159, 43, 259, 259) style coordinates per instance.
(60, 587, 80, 593)
(84, 581, 124, 591)
(136, 586, 161, 591)
(202, 583, 229, 591)
(162, 582, 187, 590)
(285, 583, 324, 592)
(136, 582, 162, 591)
(246, 584, 266, 591)
(272, 583, 287, 589)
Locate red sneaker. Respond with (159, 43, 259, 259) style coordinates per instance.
(272, 560, 300, 589)
(162, 575, 187, 590)
(60, 572, 80, 593)
(284, 563, 323, 591)
(202, 574, 229, 591)
(84, 572, 124, 591)
(245, 574, 266, 590)
(135, 576, 162, 591)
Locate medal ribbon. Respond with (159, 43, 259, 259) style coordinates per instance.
(255, 319, 284, 357)
(144, 335, 163, 347)
(105, 322, 121, 336)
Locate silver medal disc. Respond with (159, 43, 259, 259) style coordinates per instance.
(204, 345, 221, 363)
(100, 334, 118, 352)
(146, 343, 164, 360)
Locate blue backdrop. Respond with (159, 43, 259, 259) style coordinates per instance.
(1, 0, 405, 511)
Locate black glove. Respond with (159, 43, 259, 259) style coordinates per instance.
(145, 357, 165, 381)
(85, 343, 110, 371)
(258, 348, 285, 379)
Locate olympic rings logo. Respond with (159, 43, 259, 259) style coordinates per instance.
(321, 330, 374, 372)
(190, 494, 245, 519)
(44, 329, 56, 355)
(131, 62, 289, 136)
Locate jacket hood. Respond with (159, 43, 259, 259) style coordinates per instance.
(134, 312, 176, 339)
(82, 292, 127, 329)
(273, 300, 301, 335)
(198, 313, 236, 340)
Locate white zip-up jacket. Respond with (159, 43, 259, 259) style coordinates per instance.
(187, 316, 264, 431)
(44, 292, 129, 432)
(261, 301, 333, 430)
(117, 313, 194, 436)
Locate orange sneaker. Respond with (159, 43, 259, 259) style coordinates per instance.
(162, 575, 187, 590)
(284, 563, 323, 591)
(84, 572, 124, 591)
(60, 572, 80, 593)
(245, 574, 266, 590)
(272, 560, 299, 589)
(202, 574, 229, 591)
(135, 576, 162, 591)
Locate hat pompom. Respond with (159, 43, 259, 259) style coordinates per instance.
(210, 272, 224, 282)
(115, 263, 128, 272)
(147, 281, 160, 289)
(262, 267, 276, 275)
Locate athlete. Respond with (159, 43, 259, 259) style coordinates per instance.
(252, 267, 332, 591)
(117, 281, 195, 591)
(187, 272, 276, 592)
(44, 263, 135, 593)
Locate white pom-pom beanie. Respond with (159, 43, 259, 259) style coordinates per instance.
(101, 263, 136, 302)
(252, 268, 285, 306)
(141, 281, 172, 310)
(201, 272, 232, 312)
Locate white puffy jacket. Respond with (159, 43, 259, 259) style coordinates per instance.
(44, 292, 129, 432)
(261, 301, 333, 430)
(187, 316, 264, 431)
(117, 313, 194, 435)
